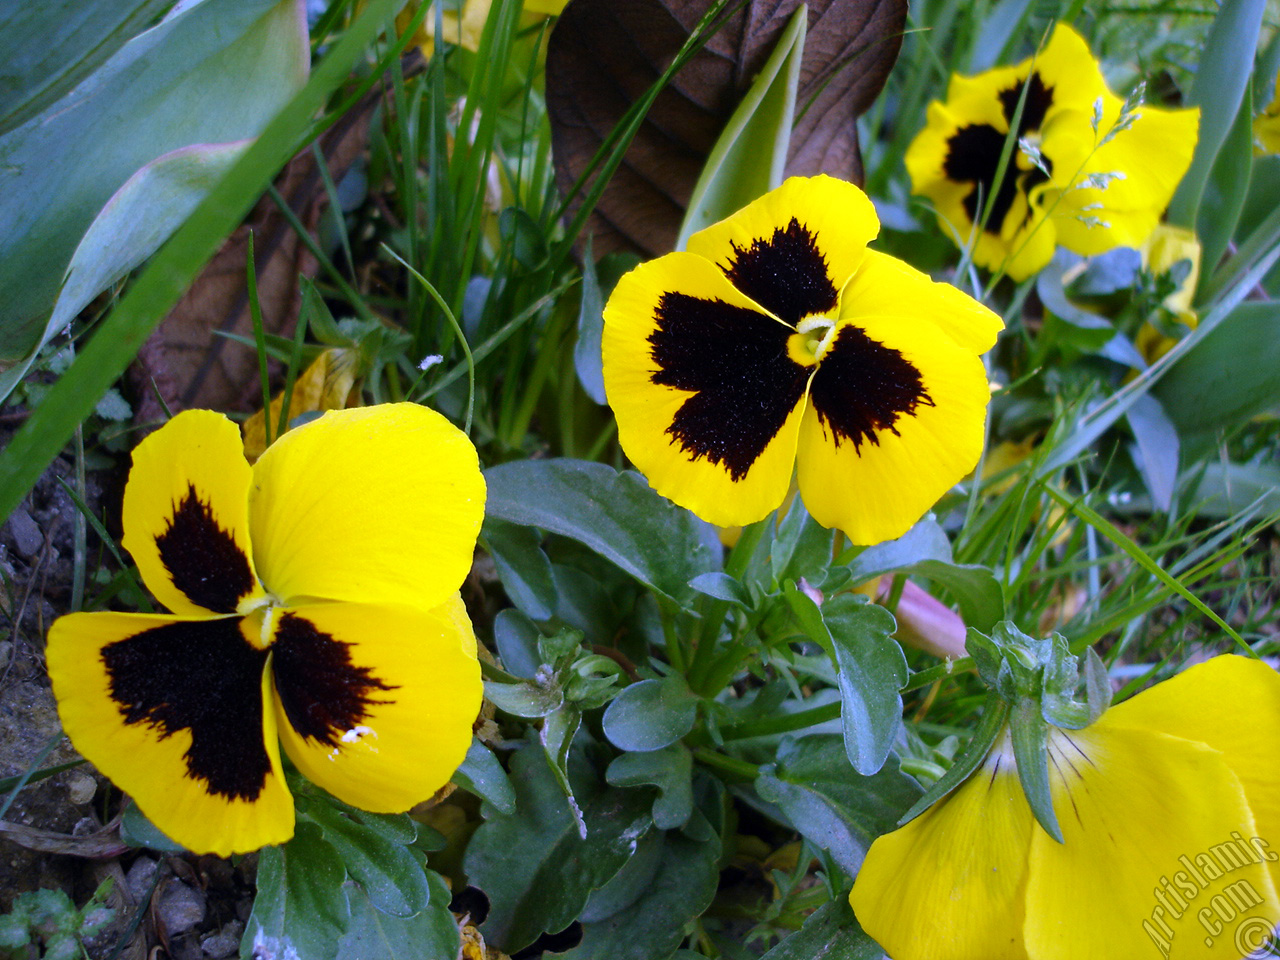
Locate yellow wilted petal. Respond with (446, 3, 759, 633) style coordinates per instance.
(242, 348, 362, 462)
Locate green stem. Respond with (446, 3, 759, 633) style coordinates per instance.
(692, 747, 760, 781)
(715, 701, 841, 741)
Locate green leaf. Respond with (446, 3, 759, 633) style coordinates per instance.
(602, 675, 699, 753)
(688, 572, 752, 608)
(337, 873, 460, 960)
(555, 832, 720, 960)
(606, 744, 695, 830)
(675, 6, 806, 247)
(541, 705, 586, 836)
(493, 608, 543, 679)
(484, 459, 721, 603)
(824, 595, 907, 777)
(896, 692, 1008, 826)
(759, 896, 883, 960)
(574, 239, 607, 405)
(119, 800, 184, 853)
(1125, 394, 1179, 513)
(1009, 698, 1061, 842)
(756, 735, 922, 875)
(898, 560, 1005, 633)
(0, 0, 408, 526)
(484, 678, 564, 719)
(0, 1, 173, 136)
(1154, 301, 1280, 437)
(769, 495, 836, 589)
(1168, 0, 1267, 227)
(246, 823, 349, 960)
(303, 802, 431, 918)
(463, 746, 653, 953)
(483, 518, 557, 621)
(454, 739, 517, 816)
(1196, 80, 1254, 286)
(0, 0, 306, 377)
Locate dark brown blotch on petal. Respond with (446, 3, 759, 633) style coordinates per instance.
(103, 618, 271, 801)
(155, 485, 255, 614)
(942, 72, 1055, 234)
(649, 293, 809, 481)
(271, 614, 396, 747)
(808, 325, 934, 451)
(723, 218, 839, 325)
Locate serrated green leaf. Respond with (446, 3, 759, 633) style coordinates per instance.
(602, 675, 699, 753)
(304, 802, 430, 919)
(676, 7, 805, 246)
(606, 744, 695, 830)
(246, 823, 348, 960)
(463, 746, 653, 953)
(759, 896, 882, 960)
(755, 736, 922, 875)
(824, 595, 907, 777)
(483, 459, 721, 604)
(454, 739, 517, 816)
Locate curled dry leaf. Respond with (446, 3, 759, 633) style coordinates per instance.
(546, 0, 907, 258)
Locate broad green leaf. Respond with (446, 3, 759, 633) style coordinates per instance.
(245, 823, 348, 960)
(551, 563, 618, 636)
(846, 518, 953, 580)
(824, 595, 907, 777)
(484, 678, 564, 719)
(675, 7, 806, 247)
(1182, 461, 1280, 526)
(759, 896, 882, 960)
(606, 744, 695, 830)
(1196, 81, 1254, 287)
(770, 495, 836, 589)
(1168, 0, 1266, 227)
(483, 518, 557, 621)
(463, 746, 653, 953)
(1125, 394, 1179, 513)
(688, 571, 752, 607)
(1154, 301, 1280, 437)
(755, 735, 922, 875)
(304, 802, 431, 918)
(454, 739, 517, 816)
(0, 0, 307, 379)
(484, 459, 721, 603)
(0, 1, 173, 136)
(602, 675, 699, 753)
(337, 873, 460, 960)
(0, 0, 405, 525)
(555, 832, 720, 960)
(578, 829, 665, 923)
(493, 608, 543, 679)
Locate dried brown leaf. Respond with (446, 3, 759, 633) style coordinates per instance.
(547, 0, 907, 258)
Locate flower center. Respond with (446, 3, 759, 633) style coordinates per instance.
(788, 315, 839, 366)
(237, 593, 284, 650)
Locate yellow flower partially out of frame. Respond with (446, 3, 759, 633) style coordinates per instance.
(602, 175, 1003, 546)
(851, 655, 1280, 960)
(46, 404, 485, 856)
(1254, 73, 1280, 155)
(398, 0, 567, 54)
(906, 24, 1200, 281)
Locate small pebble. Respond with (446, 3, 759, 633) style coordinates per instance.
(125, 857, 158, 902)
(6, 506, 43, 558)
(66, 771, 96, 805)
(201, 920, 244, 958)
(0, 640, 11, 670)
(157, 879, 206, 935)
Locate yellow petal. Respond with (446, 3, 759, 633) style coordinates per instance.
(796, 311, 994, 544)
(602, 251, 807, 526)
(46, 611, 293, 856)
(249, 403, 485, 611)
(1029, 24, 1108, 117)
(1103, 656, 1280, 896)
(242, 348, 362, 463)
(1026, 722, 1278, 960)
(270, 596, 481, 812)
(121, 410, 264, 617)
(851, 734, 1033, 960)
(685, 175, 878, 323)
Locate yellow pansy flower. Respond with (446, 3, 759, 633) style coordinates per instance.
(398, 0, 568, 54)
(1254, 74, 1280, 155)
(1136, 223, 1202, 367)
(851, 655, 1280, 959)
(906, 24, 1200, 281)
(601, 175, 1003, 546)
(46, 404, 485, 856)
